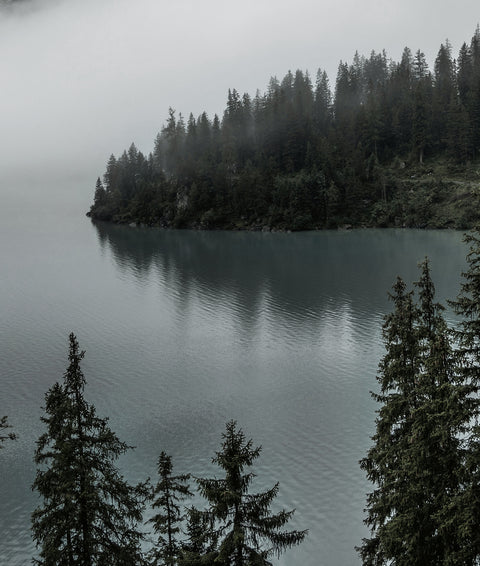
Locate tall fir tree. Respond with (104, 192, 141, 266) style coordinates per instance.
(412, 75, 432, 164)
(449, 229, 480, 381)
(148, 451, 192, 566)
(32, 333, 147, 566)
(432, 41, 456, 149)
(196, 420, 307, 566)
(179, 507, 219, 566)
(448, 229, 480, 562)
(359, 260, 470, 565)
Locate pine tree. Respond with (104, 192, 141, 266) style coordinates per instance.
(457, 42, 473, 106)
(313, 68, 332, 135)
(359, 260, 469, 565)
(179, 508, 219, 566)
(412, 76, 432, 164)
(448, 229, 480, 562)
(196, 420, 307, 566)
(31, 333, 148, 566)
(389, 47, 414, 154)
(432, 41, 456, 150)
(450, 229, 480, 380)
(148, 452, 192, 566)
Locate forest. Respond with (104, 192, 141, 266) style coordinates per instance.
(87, 27, 480, 231)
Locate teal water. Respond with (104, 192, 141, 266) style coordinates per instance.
(0, 177, 468, 565)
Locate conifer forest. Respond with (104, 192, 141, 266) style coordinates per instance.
(88, 28, 480, 231)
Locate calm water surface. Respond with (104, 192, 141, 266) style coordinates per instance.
(0, 177, 468, 565)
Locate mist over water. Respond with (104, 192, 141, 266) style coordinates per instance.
(1, 0, 479, 184)
(1, 1, 478, 564)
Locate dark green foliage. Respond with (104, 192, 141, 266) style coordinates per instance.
(196, 420, 307, 566)
(359, 260, 473, 565)
(28, 340, 307, 565)
(31, 333, 148, 566)
(0, 415, 15, 445)
(148, 452, 193, 566)
(87, 27, 480, 231)
(90, 28, 480, 231)
(450, 229, 480, 374)
(178, 507, 220, 566)
(447, 229, 480, 562)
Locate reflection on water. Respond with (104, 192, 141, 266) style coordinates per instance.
(94, 222, 466, 323)
(0, 216, 468, 566)
(91, 223, 467, 565)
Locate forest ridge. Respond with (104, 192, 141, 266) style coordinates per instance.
(88, 27, 480, 231)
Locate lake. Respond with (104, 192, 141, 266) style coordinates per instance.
(0, 176, 468, 565)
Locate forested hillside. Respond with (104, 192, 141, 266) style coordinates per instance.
(88, 27, 480, 230)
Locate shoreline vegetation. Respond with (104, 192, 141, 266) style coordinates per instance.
(88, 27, 480, 232)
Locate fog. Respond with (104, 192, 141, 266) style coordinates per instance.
(1, 0, 479, 188)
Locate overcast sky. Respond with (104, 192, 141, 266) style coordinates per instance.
(1, 0, 479, 185)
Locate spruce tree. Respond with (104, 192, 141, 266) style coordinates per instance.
(359, 261, 469, 565)
(196, 420, 307, 566)
(448, 229, 480, 562)
(179, 507, 219, 566)
(148, 451, 192, 566)
(412, 76, 432, 164)
(432, 41, 456, 150)
(31, 333, 147, 566)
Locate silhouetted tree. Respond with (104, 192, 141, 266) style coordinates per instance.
(32, 333, 147, 566)
(179, 507, 219, 566)
(359, 261, 471, 565)
(196, 420, 307, 566)
(148, 452, 192, 566)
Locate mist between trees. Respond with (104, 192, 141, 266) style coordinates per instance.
(88, 27, 480, 231)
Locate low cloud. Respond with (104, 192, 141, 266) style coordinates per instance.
(1, 0, 478, 186)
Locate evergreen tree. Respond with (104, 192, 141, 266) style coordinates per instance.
(432, 41, 456, 150)
(413, 49, 429, 81)
(447, 229, 480, 562)
(446, 97, 470, 163)
(359, 260, 470, 565)
(148, 451, 192, 566)
(31, 333, 147, 566)
(457, 42, 473, 106)
(412, 75, 432, 164)
(449, 229, 480, 380)
(179, 508, 219, 566)
(196, 420, 307, 566)
(313, 68, 332, 136)
(388, 47, 414, 154)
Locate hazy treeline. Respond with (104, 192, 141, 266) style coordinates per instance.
(88, 27, 480, 230)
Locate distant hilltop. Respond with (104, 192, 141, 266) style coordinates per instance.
(88, 26, 480, 232)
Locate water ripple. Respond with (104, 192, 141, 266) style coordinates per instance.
(0, 220, 468, 566)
